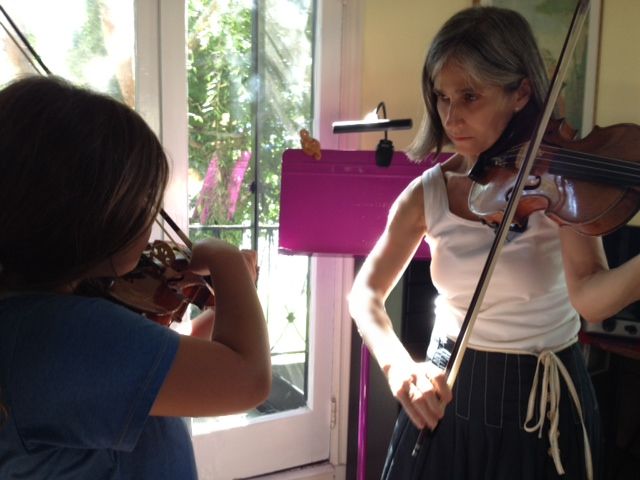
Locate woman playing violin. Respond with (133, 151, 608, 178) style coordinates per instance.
(349, 6, 640, 479)
(0, 75, 270, 479)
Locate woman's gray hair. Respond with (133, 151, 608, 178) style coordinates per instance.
(407, 6, 549, 162)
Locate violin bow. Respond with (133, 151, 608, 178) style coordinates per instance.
(158, 209, 193, 250)
(0, 5, 51, 76)
(413, 0, 591, 456)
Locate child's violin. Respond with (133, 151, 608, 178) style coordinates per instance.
(94, 211, 258, 326)
(76, 210, 216, 326)
(105, 239, 215, 326)
(468, 117, 640, 236)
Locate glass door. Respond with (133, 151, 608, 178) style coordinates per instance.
(155, 1, 351, 478)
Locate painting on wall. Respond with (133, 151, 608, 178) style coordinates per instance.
(474, 0, 600, 136)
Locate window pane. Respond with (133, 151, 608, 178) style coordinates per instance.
(0, 0, 134, 106)
(186, 0, 314, 429)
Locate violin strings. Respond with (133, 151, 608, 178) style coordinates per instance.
(540, 144, 640, 173)
(503, 148, 640, 178)
(544, 148, 640, 185)
(497, 152, 640, 185)
(497, 143, 638, 173)
(494, 143, 640, 186)
(500, 143, 639, 173)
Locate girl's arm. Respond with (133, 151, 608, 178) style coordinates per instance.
(189, 250, 259, 340)
(150, 239, 271, 417)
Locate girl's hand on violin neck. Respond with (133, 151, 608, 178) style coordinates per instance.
(187, 239, 258, 289)
(186, 238, 265, 343)
(385, 360, 452, 431)
(186, 238, 246, 277)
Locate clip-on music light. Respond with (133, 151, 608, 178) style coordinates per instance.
(332, 102, 412, 167)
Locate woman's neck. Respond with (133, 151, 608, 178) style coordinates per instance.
(441, 153, 477, 175)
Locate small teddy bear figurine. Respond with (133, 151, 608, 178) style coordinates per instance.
(299, 129, 321, 160)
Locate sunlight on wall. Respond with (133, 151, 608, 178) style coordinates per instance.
(596, 0, 640, 126)
(596, 0, 640, 226)
(359, 0, 469, 152)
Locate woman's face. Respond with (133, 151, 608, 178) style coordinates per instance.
(433, 61, 530, 160)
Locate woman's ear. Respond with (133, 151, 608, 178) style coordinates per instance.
(513, 78, 532, 112)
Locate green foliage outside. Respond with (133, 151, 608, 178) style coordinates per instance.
(45, 0, 314, 248)
(186, 0, 314, 247)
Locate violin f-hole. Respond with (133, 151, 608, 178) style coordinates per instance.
(504, 175, 542, 202)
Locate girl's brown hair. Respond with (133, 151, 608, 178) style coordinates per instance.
(0, 76, 169, 289)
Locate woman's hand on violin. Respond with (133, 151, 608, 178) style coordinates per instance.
(385, 360, 452, 430)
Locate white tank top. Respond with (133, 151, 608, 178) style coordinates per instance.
(422, 163, 580, 353)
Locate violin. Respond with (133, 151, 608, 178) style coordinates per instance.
(99, 211, 259, 326)
(73, 211, 218, 327)
(104, 239, 216, 326)
(468, 118, 640, 236)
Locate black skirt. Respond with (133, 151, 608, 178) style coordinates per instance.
(381, 341, 601, 480)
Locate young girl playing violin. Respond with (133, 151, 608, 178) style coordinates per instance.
(349, 6, 640, 479)
(0, 75, 271, 479)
